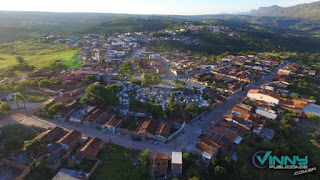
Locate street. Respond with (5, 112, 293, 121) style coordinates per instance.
(0, 65, 284, 153)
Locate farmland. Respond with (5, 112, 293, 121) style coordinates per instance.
(0, 40, 80, 69)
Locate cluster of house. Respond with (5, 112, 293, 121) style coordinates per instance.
(182, 22, 237, 36)
(52, 95, 124, 133)
(0, 126, 104, 180)
(185, 62, 320, 163)
(150, 152, 182, 179)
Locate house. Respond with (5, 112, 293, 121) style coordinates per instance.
(0, 91, 14, 103)
(79, 137, 104, 160)
(54, 102, 80, 122)
(196, 134, 222, 162)
(253, 127, 275, 140)
(307, 70, 316, 76)
(219, 121, 249, 137)
(36, 126, 65, 144)
(151, 153, 170, 178)
(82, 109, 108, 126)
(137, 119, 158, 139)
(102, 115, 123, 132)
(52, 168, 85, 180)
(303, 103, 320, 117)
(69, 106, 95, 123)
(256, 106, 277, 120)
(57, 130, 82, 151)
(223, 114, 253, 130)
(171, 152, 182, 175)
(277, 69, 292, 76)
(212, 127, 242, 145)
(247, 89, 280, 106)
(153, 122, 171, 142)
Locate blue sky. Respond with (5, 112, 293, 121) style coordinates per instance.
(1, 0, 319, 15)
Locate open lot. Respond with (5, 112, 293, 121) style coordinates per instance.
(0, 124, 44, 159)
(91, 143, 149, 180)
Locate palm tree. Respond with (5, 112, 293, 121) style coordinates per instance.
(14, 93, 25, 109)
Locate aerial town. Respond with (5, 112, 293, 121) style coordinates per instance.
(0, 13, 320, 180)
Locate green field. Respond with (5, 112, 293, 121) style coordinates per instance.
(0, 41, 80, 69)
(22, 92, 50, 103)
(91, 143, 149, 180)
(0, 124, 44, 159)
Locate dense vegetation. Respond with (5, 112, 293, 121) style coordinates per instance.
(76, 18, 176, 34)
(118, 61, 133, 75)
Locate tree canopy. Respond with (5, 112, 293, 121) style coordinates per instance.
(81, 83, 119, 108)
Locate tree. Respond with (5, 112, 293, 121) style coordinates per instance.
(47, 103, 64, 116)
(84, 75, 96, 82)
(193, 86, 197, 94)
(16, 56, 25, 64)
(130, 78, 142, 85)
(143, 74, 161, 86)
(106, 84, 119, 93)
(184, 103, 200, 117)
(214, 166, 226, 176)
(14, 93, 25, 109)
(38, 79, 52, 88)
(211, 157, 219, 166)
(139, 149, 151, 167)
(23, 139, 44, 155)
(81, 83, 119, 108)
(129, 99, 143, 108)
(167, 100, 180, 118)
(0, 102, 11, 115)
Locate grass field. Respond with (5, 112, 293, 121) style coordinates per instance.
(91, 143, 149, 180)
(22, 92, 50, 103)
(0, 124, 44, 159)
(0, 40, 80, 69)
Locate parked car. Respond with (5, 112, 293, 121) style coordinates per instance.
(149, 140, 158, 145)
(132, 136, 142, 141)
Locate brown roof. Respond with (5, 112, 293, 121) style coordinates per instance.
(137, 119, 158, 135)
(37, 126, 64, 143)
(232, 106, 251, 119)
(79, 137, 104, 158)
(248, 89, 259, 94)
(196, 134, 224, 155)
(151, 153, 170, 175)
(83, 109, 105, 123)
(57, 130, 81, 145)
(155, 122, 171, 138)
(213, 127, 238, 143)
(219, 121, 249, 136)
(105, 115, 121, 127)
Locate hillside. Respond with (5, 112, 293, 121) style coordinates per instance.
(75, 18, 176, 34)
(250, 1, 320, 20)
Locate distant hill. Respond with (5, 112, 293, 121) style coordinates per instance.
(74, 18, 177, 34)
(250, 1, 320, 20)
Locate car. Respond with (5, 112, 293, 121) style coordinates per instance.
(149, 140, 158, 145)
(132, 136, 142, 141)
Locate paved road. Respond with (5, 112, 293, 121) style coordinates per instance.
(0, 65, 283, 153)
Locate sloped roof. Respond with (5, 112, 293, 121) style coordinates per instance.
(79, 137, 104, 158)
(57, 130, 81, 146)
